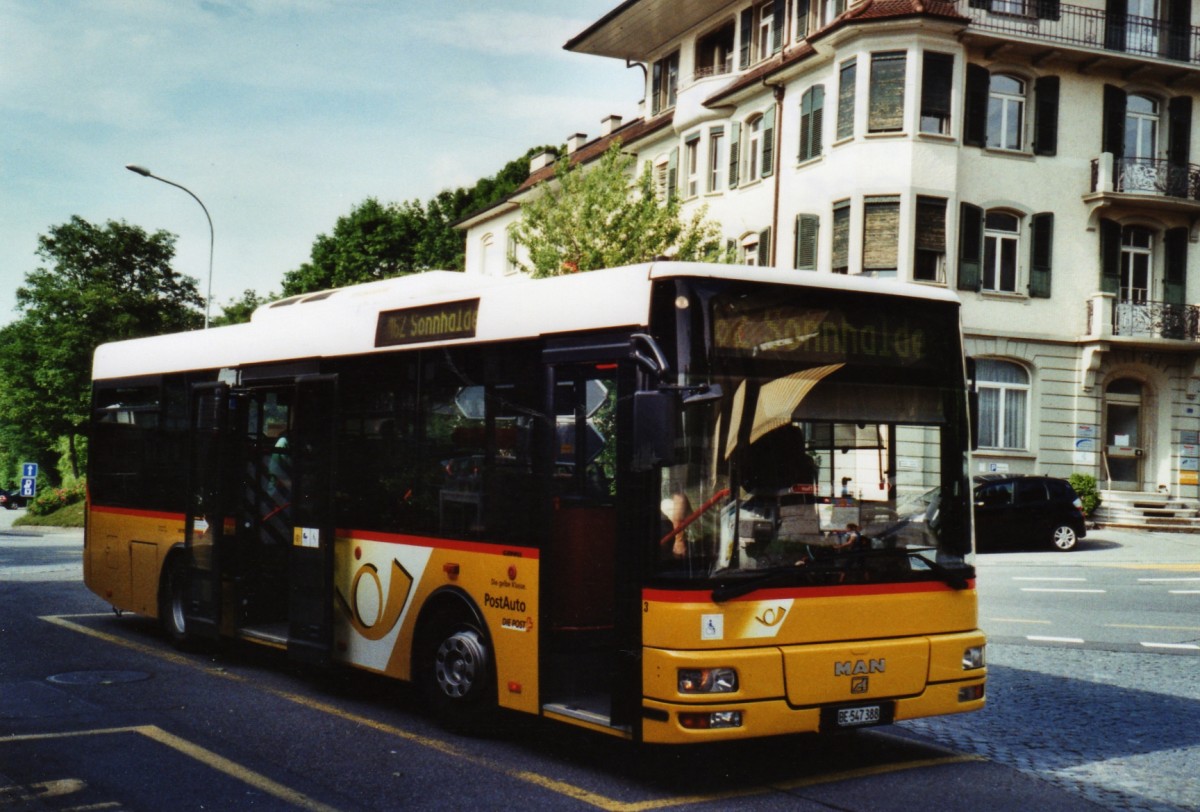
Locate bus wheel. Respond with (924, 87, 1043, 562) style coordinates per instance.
(159, 557, 189, 645)
(422, 616, 495, 730)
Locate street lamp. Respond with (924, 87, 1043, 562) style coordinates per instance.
(125, 164, 215, 329)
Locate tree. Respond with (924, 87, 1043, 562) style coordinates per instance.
(212, 289, 275, 326)
(509, 142, 727, 278)
(0, 217, 203, 478)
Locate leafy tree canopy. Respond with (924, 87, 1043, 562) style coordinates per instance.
(212, 288, 274, 326)
(0, 216, 202, 478)
(509, 142, 727, 278)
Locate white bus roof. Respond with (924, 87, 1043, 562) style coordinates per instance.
(92, 262, 960, 381)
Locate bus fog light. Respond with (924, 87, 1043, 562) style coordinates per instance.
(679, 710, 743, 729)
(678, 667, 738, 694)
(962, 646, 985, 670)
(958, 684, 985, 702)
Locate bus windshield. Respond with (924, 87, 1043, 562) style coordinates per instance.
(653, 282, 972, 589)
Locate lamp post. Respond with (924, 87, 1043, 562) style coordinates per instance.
(125, 164, 215, 328)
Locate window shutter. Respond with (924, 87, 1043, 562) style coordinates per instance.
(837, 60, 856, 141)
(863, 197, 900, 273)
(1102, 84, 1126, 157)
(795, 214, 819, 270)
(1164, 227, 1188, 305)
(1029, 213, 1054, 298)
(739, 7, 753, 68)
(762, 105, 776, 177)
(968, 0, 989, 7)
(832, 203, 850, 273)
(800, 91, 813, 160)
(651, 60, 663, 116)
(921, 53, 953, 124)
(958, 202, 983, 291)
(729, 121, 741, 188)
(1169, 96, 1192, 167)
(1167, 0, 1191, 61)
(796, 0, 810, 39)
(964, 64, 989, 147)
(868, 52, 906, 133)
(1099, 218, 1121, 294)
(1104, 0, 1128, 52)
(772, 0, 786, 52)
(758, 227, 772, 266)
(1036, 0, 1060, 21)
(1033, 75, 1060, 156)
(667, 147, 679, 200)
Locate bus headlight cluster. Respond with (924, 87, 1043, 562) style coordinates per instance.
(678, 667, 738, 694)
(679, 710, 743, 729)
(962, 645, 985, 670)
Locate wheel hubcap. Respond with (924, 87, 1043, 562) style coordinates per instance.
(434, 629, 486, 699)
(1054, 527, 1076, 550)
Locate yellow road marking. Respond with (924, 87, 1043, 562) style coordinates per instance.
(41, 613, 985, 810)
(0, 726, 338, 812)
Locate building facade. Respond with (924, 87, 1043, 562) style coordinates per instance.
(460, 0, 1200, 517)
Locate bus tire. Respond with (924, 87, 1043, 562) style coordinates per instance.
(419, 607, 495, 731)
(159, 555, 190, 646)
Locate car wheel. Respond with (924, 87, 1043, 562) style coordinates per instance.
(1051, 524, 1078, 551)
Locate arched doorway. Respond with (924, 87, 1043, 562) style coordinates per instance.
(1104, 378, 1145, 490)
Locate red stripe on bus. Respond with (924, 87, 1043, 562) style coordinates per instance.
(336, 528, 539, 560)
(642, 580, 974, 603)
(87, 504, 185, 522)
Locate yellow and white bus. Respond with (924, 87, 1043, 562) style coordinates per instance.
(85, 262, 985, 743)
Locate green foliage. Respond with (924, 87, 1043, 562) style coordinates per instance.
(509, 141, 727, 278)
(27, 480, 86, 517)
(212, 289, 275, 326)
(1069, 473, 1101, 517)
(15, 498, 85, 528)
(0, 216, 202, 478)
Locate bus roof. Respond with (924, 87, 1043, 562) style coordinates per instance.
(92, 262, 960, 381)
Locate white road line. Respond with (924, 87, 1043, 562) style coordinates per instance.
(1137, 577, 1200, 583)
(1027, 636, 1085, 644)
(1012, 577, 1087, 581)
(1140, 642, 1200, 651)
(1169, 590, 1200, 595)
(1019, 588, 1106, 593)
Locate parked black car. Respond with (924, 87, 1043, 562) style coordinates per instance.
(0, 488, 30, 510)
(973, 475, 1087, 552)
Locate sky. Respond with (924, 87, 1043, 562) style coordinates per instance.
(0, 0, 642, 324)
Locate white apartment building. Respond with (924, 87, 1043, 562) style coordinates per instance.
(459, 0, 1200, 523)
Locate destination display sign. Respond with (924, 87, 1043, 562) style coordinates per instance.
(375, 298, 480, 347)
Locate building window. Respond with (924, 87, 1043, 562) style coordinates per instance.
(832, 200, 850, 274)
(920, 52, 954, 134)
(746, 115, 763, 182)
(914, 196, 947, 282)
(837, 58, 856, 140)
(651, 50, 679, 115)
(756, 1, 774, 62)
(695, 21, 735, 78)
(708, 126, 725, 192)
(684, 135, 700, 198)
(976, 359, 1029, 451)
(821, 0, 847, 28)
(795, 214, 819, 271)
(799, 85, 825, 161)
(987, 74, 1025, 150)
(868, 51, 906, 133)
(983, 210, 1021, 293)
(505, 228, 519, 275)
(1120, 226, 1153, 304)
(862, 196, 900, 277)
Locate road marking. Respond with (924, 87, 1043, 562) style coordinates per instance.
(1027, 636, 1085, 644)
(1140, 642, 1200, 651)
(1012, 577, 1087, 582)
(1169, 590, 1200, 595)
(1106, 623, 1200, 632)
(0, 726, 337, 812)
(42, 614, 987, 811)
(1137, 577, 1200, 583)
(986, 617, 1052, 625)
(1018, 588, 1106, 594)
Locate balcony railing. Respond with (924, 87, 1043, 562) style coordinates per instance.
(1091, 156, 1200, 200)
(958, 1, 1200, 64)
(1089, 296, 1200, 341)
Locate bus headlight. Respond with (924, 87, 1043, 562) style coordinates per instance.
(962, 645, 985, 670)
(678, 667, 738, 694)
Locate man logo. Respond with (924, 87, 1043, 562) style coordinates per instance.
(834, 658, 885, 676)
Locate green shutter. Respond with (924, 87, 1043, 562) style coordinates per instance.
(1033, 76, 1060, 156)
(1102, 84, 1126, 157)
(739, 7, 753, 68)
(958, 203, 983, 291)
(964, 64, 989, 147)
(758, 227, 772, 266)
(729, 121, 741, 188)
(772, 0, 786, 52)
(1164, 227, 1188, 305)
(762, 106, 776, 177)
(1029, 213, 1054, 298)
(1099, 218, 1121, 294)
(651, 60, 663, 116)
(667, 147, 678, 200)
(795, 214, 819, 270)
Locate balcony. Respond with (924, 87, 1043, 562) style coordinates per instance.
(957, 1, 1200, 73)
(1087, 293, 1200, 344)
(1086, 154, 1200, 214)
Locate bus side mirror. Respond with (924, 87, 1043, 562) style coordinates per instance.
(632, 391, 675, 472)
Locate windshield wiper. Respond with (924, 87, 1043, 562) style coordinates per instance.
(907, 550, 973, 590)
(711, 567, 806, 603)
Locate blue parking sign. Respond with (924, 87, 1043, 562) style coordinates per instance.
(20, 477, 36, 498)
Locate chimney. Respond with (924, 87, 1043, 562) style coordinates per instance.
(529, 149, 556, 173)
(566, 133, 588, 154)
(600, 114, 623, 136)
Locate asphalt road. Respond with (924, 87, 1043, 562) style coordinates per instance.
(2, 511, 1196, 810)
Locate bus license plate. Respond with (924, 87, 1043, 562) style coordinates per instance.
(836, 706, 881, 727)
